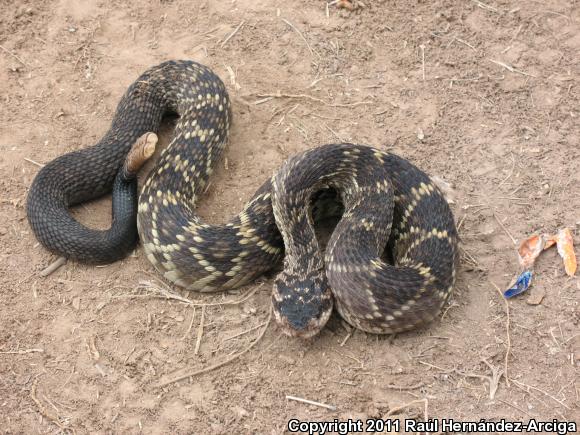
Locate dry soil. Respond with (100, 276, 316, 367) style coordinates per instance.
(0, 0, 579, 433)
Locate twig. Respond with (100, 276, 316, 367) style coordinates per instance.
(202, 26, 220, 37)
(493, 213, 517, 245)
(221, 20, 245, 47)
(563, 333, 580, 344)
(338, 351, 363, 368)
(194, 306, 205, 355)
(512, 379, 570, 410)
(256, 92, 325, 104)
(0, 44, 30, 67)
(498, 153, 516, 187)
(225, 65, 241, 91)
(39, 257, 67, 277)
(471, 0, 498, 12)
(0, 348, 44, 354)
(385, 382, 424, 391)
(330, 100, 373, 108)
(325, 124, 346, 142)
(460, 359, 504, 399)
(455, 37, 476, 50)
(222, 320, 269, 342)
(542, 10, 571, 21)
(503, 24, 523, 53)
(88, 336, 100, 361)
(61, 365, 75, 389)
(489, 59, 536, 77)
(286, 395, 337, 411)
(385, 398, 428, 418)
(457, 214, 468, 231)
(24, 157, 45, 167)
(419, 361, 456, 373)
(340, 328, 353, 347)
(180, 307, 196, 341)
(460, 247, 486, 270)
(123, 347, 136, 365)
(253, 96, 274, 105)
(497, 398, 532, 417)
(420, 44, 426, 81)
(254, 92, 373, 108)
(118, 280, 261, 308)
(307, 74, 343, 88)
(154, 309, 271, 388)
(30, 381, 68, 432)
(489, 280, 511, 386)
(281, 18, 317, 57)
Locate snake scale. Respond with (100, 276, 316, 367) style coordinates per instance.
(26, 60, 459, 337)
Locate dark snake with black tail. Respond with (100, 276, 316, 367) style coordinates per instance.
(26, 60, 458, 338)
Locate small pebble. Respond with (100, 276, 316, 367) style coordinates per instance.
(417, 128, 425, 141)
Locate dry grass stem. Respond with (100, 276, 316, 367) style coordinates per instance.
(489, 280, 511, 386)
(254, 92, 372, 108)
(30, 381, 71, 433)
(457, 360, 503, 399)
(385, 382, 424, 391)
(118, 280, 262, 308)
(194, 306, 205, 355)
(340, 328, 353, 347)
(222, 320, 269, 343)
(471, 0, 499, 13)
(181, 307, 196, 341)
(0, 44, 30, 66)
(455, 37, 476, 50)
(420, 44, 426, 81)
(221, 21, 245, 47)
(489, 59, 536, 77)
(493, 212, 517, 245)
(24, 157, 45, 167)
(286, 395, 337, 411)
(0, 348, 44, 354)
(325, 124, 346, 142)
(512, 379, 570, 410)
(256, 92, 325, 104)
(497, 398, 532, 417)
(154, 308, 271, 388)
(385, 398, 428, 418)
(281, 18, 318, 57)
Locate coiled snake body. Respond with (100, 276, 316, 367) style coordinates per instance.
(27, 60, 458, 337)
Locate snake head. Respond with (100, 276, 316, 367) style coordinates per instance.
(272, 272, 333, 339)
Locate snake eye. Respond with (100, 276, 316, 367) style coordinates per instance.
(272, 273, 333, 338)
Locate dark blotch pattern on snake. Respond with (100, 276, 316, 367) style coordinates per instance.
(26, 60, 459, 338)
(271, 144, 458, 337)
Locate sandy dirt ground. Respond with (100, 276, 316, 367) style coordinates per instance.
(1, 0, 579, 433)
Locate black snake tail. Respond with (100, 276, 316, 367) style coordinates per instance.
(26, 61, 189, 263)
